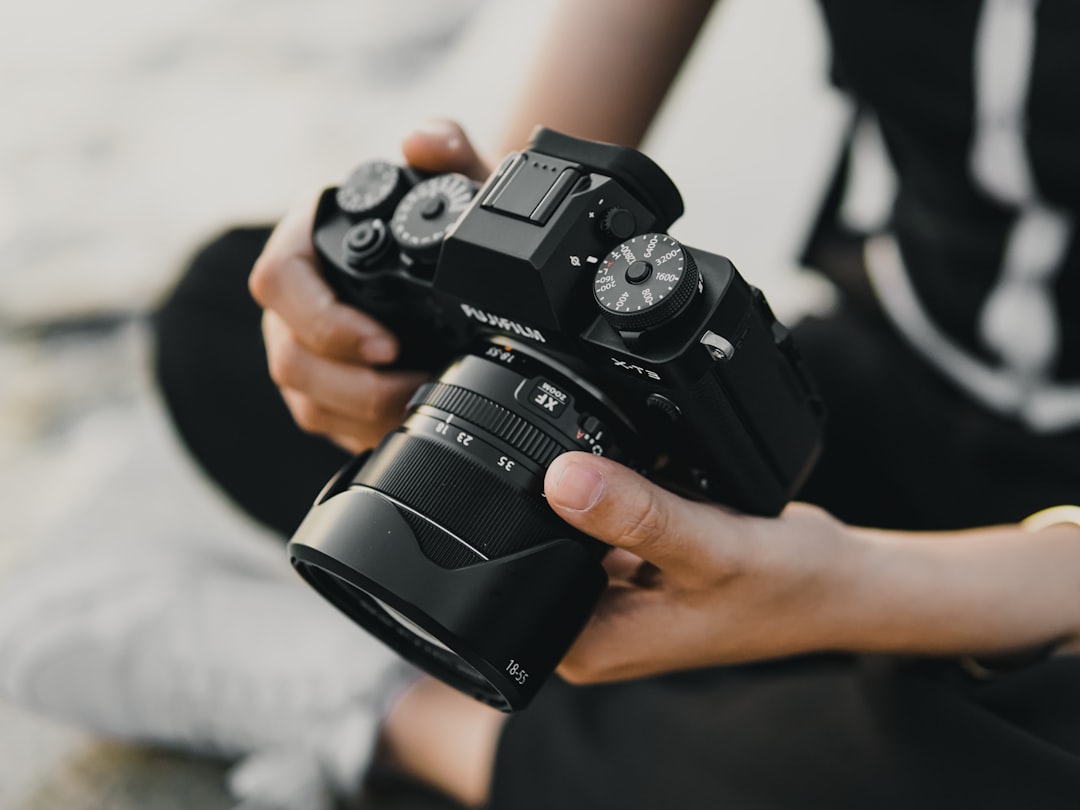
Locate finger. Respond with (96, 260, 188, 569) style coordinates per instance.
(328, 432, 376, 455)
(264, 313, 427, 422)
(602, 548, 647, 584)
(400, 120, 493, 181)
(279, 388, 387, 450)
(250, 199, 398, 365)
(545, 452, 740, 585)
(257, 187, 320, 265)
(558, 588, 695, 683)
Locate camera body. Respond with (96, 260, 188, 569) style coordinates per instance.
(289, 129, 825, 710)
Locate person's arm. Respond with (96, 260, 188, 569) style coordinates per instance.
(544, 452, 1080, 684)
(497, 0, 719, 152)
(252, 0, 719, 452)
(379, 452, 1080, 809)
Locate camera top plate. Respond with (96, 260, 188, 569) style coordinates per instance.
(526, 128, 684, 229)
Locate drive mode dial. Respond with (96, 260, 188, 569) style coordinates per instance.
(593, 233, 700, 331)
(391, 173, 478, 265)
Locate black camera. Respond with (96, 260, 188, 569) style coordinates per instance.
(287, 129, 825, 711)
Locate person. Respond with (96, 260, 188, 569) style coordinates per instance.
(247, 0, 1080, 806)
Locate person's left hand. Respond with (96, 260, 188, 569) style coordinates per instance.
(544, 452, 863, 683)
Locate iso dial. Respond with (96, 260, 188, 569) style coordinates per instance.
(390, 173, 478, 264)
(593, 233, 700, 332)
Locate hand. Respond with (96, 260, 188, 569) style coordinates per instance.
(544, 452, 860, 683)
(545, 453, 1080, 683)
(249, 121, 492, 453)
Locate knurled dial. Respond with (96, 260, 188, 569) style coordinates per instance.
(336, 160, 409, 220)
(593, 233, 700, 331)
(390, 174, 478, 264)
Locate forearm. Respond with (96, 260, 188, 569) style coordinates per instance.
(497, 0, 719, 153)
(827, 520, 1080, 659)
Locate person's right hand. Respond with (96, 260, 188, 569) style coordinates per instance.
(249, 120, 493, 453)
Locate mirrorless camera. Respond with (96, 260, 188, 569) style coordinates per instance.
(287, 128, 825, 711)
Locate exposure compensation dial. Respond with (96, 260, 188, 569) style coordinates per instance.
(593, 233, 700, 332)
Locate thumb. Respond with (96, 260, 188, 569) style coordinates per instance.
(400, 119, 492, 181)
(545, 452, 725, 582)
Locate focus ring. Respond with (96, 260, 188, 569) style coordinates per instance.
(355, 433, 571, 560)
(415, 383, 564, 467)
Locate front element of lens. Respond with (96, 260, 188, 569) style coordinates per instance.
(289, 340, 643, 711)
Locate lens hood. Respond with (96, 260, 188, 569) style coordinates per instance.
(288, 461, 608, 711)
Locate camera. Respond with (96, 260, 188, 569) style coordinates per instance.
(287, 128, 825, 711)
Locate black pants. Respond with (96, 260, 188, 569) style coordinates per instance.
(155, 229, 1080, 809)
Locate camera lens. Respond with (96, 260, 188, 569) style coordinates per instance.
(289, 339, 645, 711)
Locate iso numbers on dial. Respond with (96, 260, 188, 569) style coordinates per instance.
(595, 233, 684, 313)
(506, 659, 529, 685)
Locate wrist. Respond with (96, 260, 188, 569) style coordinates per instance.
(739, 503, 879, 659)
(829, 521, 1080, 659)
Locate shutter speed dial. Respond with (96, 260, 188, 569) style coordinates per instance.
(390, 174, 478, 265)
(593, 233, 700, 331)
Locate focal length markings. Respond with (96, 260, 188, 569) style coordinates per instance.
(506, 659, 529, 685)
(411, 410, 536, 490)
(413, 382, 563, 468)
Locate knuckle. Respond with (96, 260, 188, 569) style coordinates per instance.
(358, 372, 400, 424)
(266, 337, 305, 389)
(308, 311, 350, 356)
(289, 397, 325, 434)
(248, 252, 280, 306)
(340, 369, 378, 422)
(557, 660, 598, 686)
(352, 397, 379, 427)
(335, 434, 376, 455)
(558, 652, 618, 686)
(618, 489, 668, 551)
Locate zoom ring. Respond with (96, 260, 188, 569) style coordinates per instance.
(414, 383, 564, 467)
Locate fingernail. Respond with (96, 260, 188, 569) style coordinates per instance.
(361, 336, 396, 364)
(550, 461, 604, 512)
(417, 119, 463, 152)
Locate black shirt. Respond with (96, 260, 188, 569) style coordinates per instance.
(820, 0, 1080, 390)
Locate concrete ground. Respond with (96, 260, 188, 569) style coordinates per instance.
(0, 1, 851, 806)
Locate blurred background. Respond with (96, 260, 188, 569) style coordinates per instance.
(0, 0, 854, 806)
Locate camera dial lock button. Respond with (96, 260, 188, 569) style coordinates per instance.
(625, 260, 652, 284)
(420, 197, 447, 220)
